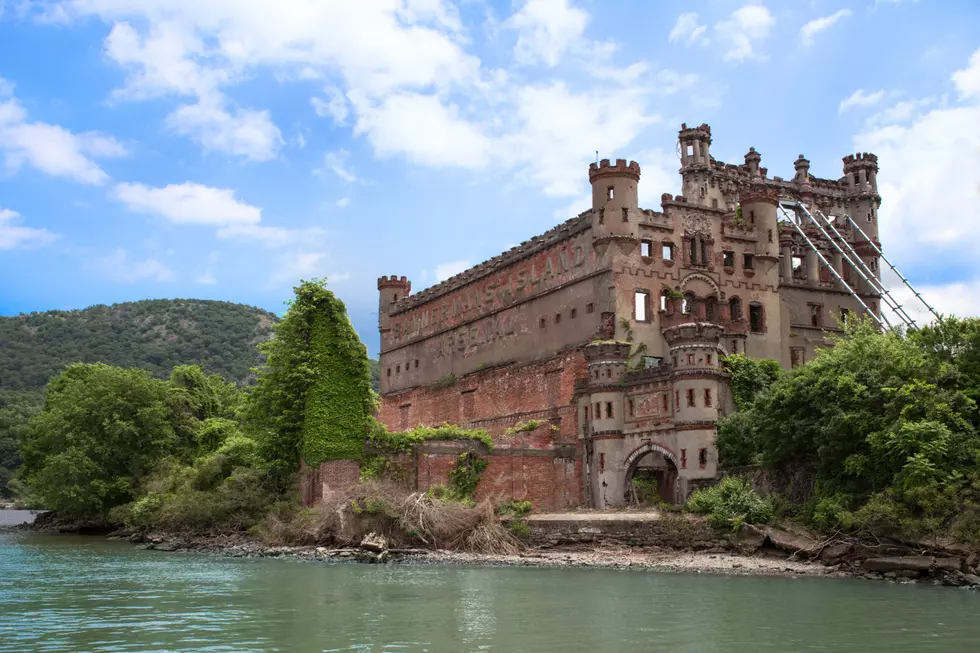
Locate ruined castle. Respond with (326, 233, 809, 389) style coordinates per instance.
(375, 123, 883, 510)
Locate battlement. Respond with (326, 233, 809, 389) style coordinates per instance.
(843, 152, 878, 167)
(589, 158, 641, 183)
(678, 122, 712, 141)
(378, 275, 411, 291)
(739, 185, 779, 205)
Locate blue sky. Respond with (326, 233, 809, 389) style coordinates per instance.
(1, 0, 979, 356)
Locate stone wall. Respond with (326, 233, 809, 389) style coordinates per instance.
(723, 464, 816, 504)
(525, 514, 730, 551)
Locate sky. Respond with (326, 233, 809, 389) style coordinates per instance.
(0, 0, 979, 357)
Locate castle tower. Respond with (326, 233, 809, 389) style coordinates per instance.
(793, 154, 811, 186)
(843, 153, 882, 296)
(740, 185, 779, 260)
(744, 147, 762, 178)
(678, 123, 713, 205)
(736, 185, 783, 360)
(583, 341, 631, 509)
(377, 275, 411, 338)
(589, 158, 641, 246)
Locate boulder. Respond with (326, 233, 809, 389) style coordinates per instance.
(359, 532, 388, 554)
(731, 524, 766, 553)
(934, 557, 963, 573)
(863, 556, 935, 573)
(818, 543, 852, 565)
(763, 527, 820, 557)
(941, 571, 980, 587)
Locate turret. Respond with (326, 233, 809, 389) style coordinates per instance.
(377, 275, 411, 336)
(679, 123, 716, 206)
(589, 158, 641, 245)
(842, 152, 882, 295)
(744, 147, 762, 178)
(793, 154, 810, 185)
(583, 341, 630, 508)
(738, 185, 779, 259)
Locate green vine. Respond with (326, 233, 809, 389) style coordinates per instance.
(368, 421, 493, 453)
(447, 451, 488, 503)
(662, 283, 684, 300)
(732, 204, 746, 228)
(619, 318, 650, 369)
(504, 419, 543, 434)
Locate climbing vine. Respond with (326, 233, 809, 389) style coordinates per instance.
(447, 451, 489, 503)
(619, 318, 649, 369)
(732, 204, 746, 228)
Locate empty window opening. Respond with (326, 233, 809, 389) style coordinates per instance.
(791, 348, 805, 368)
(731, 340, 738, 353)
(723, 251, 735, 267)
(595, 402, 601, 417)
(555, 313, 561, 324)
(393, 294, 398, 301)
(605, 402, 613, 418)
(607, 186, 615, 200)
(584, 405, 589, 421)
(700, 241, 708, 266)
(635, 290, 650, 322)
(687, 353, 695, 365)
(749, 210, 755, 225)
(729, 296, 742, 320)
(622, 207, 629, 222)
(749, 304, 764, 333)
(599, 453, 605, 473)
(660, 291, 668, 312)
(840, 307, 851, 327)
(675, 390, 680, 407)
(662, 394, 668, 411)
(792, 255, 804, 271)
(586, 303, 595, 314)
(539, 317, 547, 328)
(711, 198, 719, 209)
(415, 359, 419, 369)
(698, 448, 707, 469)
(628, 399, 635, 417)
(387, 368, 391, 377)
(704, 388, 712, 407)
(768, 229, 773, 243)
(681, 449, 688, 469)
(743, 253, 755, 270)
(570, 308, 577, 319)
(688, 238, 698, 265)
(705, 299, 717, 322)
(687, 388, 695, 407)
(683, 292, 695, 315)
(396, 364, 400, 373)
(598, 208, 604, 224)
(640, 240, 652, 257)
(663, 242, 675, 261)
(810, 304, 823, 328)
(706, 354, 713, 365)
(606, 368, 612, 378)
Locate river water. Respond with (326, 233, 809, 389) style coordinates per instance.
(1, 526, 979, 652)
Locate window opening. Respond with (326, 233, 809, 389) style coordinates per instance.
(729, 296, 742, 320)
(415, 360, 419, 369)
(599, 453, 605, 473)
(662, 242, 675, 261)
(768, 229, 773, 243)
(687, 353, 695, 365)
(660, 292, 668, 312)
(640, 240, 652, 257)
(840, 307, 851, 327)
(396, 364, 400, 373)
(539, 317, 547, 328)
(704, 388, 712, 407)
(570, 308, 577, 319)
(723, 251, 734, 267)
(791, 348, 805, 368)
(680, 449, 687, 469)
(698, 448, 707, 469)
(555, 313, 561, 324)
(605, 402, 613, 418)
(706, 354, 712, 365)
(743, 253, 754, 270)
(662, 393, 668, 411)
(607, 186, 614, 200)
(687, 388, 695, 407)
(387, 368, 391, 377)
(628, 399, 635, 417)
(749, 304, 764, 333)
(635, 290, 649, 322)
(731, 340, 738, 353)
(622, 207, 629, 222)
(810, 304, 823, 328)
(586, 303, 595, 314)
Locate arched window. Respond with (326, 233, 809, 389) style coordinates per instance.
(729, 296, 742, 320)
(705, 297, 718, 322)
(683, 292, 696, 315)
(660, 289, 670, 312)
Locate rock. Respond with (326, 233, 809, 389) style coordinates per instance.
(152, 541, 177, 552)
(762, 527, 820, 557)
(934, 557, 963, 573)
(863, 556, 935, 573)
(359, 532, 388, 554)
(818, 543, 852, 565)
(940, 571, 980, 587)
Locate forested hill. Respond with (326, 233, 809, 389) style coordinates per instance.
(0, 299, 279, 390)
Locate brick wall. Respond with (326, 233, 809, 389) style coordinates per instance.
(300, 459, 361, 506)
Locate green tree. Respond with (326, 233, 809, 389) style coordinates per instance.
(19, 363, 185, 519)
(246, 278, 373, 478)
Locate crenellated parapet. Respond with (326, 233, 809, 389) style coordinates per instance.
(377, 275, 411, 291)
(589, 158, 641, 183)
(738, 185, 779, 206)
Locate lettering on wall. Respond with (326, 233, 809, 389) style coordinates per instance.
(388, 237, 593, 348)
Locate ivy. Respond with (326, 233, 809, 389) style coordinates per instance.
(368, 421, 493, 453)
(732, 204, 746, 228)
(447, 452, 488, 503)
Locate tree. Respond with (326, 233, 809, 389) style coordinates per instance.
(245, 278, 373, 478)
(19, 363, 184, 519)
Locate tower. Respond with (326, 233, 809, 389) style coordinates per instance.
(582, 341, 631, 509)
(377, 275, 411, 338)
(678, 123, 713, 205)
(843, 153, 882, 295)
(589, 158, 641, 246)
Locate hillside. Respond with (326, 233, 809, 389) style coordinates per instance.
(0, 299, 279, 496)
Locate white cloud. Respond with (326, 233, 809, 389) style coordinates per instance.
(311, 85, 349, 125)
(800, 9, 851, 46)
(269, 250, 328, 287)
(507, 0, 589, 67)
(336, 197, 350, 209)
(95, 248, 174, 283)
(216, 223, 326, 248)
(0, 207, 56, 249)
(0, 97, 125, 185)
(434, 260, 471, 282)
(114, 181, 262, 226)
(953, 48, 980, 100)
(166, 97, 282, 162)
(322, 149, 361, 183)
(852, 48, 980, 316)
(715, 4, 775, 62)
(669, 12, 707, 46)
(839, 88, 886, 113)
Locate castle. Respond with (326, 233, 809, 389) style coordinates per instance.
(375, 123, 883, 510)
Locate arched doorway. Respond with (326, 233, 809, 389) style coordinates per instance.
(623, 442, 680, 506)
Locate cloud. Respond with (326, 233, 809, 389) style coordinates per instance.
(268, 250, 332, 287)
(311, 85, 349, 125)
(507, 0, 589, 67)
(196, 271, 217, 285)
(95, 248, 174, 283)
(0, 97, 125, 185)
(953, 48, 980, 100)
(114, 181, 262, 226)
(434, 260, 471, 282)
(0, 207, 57, 249)
(839, 88, 886, 113)
(321, 149, 361, 182)
(715, 4, 775, 62)
(852, 48, 980, 316)
(335, 197, 350, 209)
(165, 97, 282, 162)
(216, 223, 326, 248)
(800, 9, 851, 46)
(669, 12, 707, 46)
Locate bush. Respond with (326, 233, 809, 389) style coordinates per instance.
(498, 499, 533, 518)
(686, 476, 774, 530)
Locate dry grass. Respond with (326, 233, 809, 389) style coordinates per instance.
(258, 481, 523, 555)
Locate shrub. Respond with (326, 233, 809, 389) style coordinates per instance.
(498, 499, 533, 518)
(686, 476, 774, 529)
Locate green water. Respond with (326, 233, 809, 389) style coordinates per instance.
(2, 530, 979, 652)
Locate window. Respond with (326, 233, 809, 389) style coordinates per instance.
(729, 296, 742, 320)
(662, 394, 668, 411)
(675, 390, 680, 407)
(605, 402, 613, 418)
(711, 198, 719, 209)
(606, 368, 612, 378)
(586, 303, 595, 314)
(595, 402, 600, 417)
(662, 242, 675, 261)
(387, 368, 391, 377)
(681, 449, 687, 469)
(555, 313, 562, 324)
(599, 453, 605, 473)
(809, 304, 823, 328)
(415, 359, 419, 369)
(584, 406, 589, 421)
(598, 208, 604, 224)
(687, 388, 695, 407)
(688, 238, 698, 265)
(640, 240, 652, 257)
(607, 186, 614, 200)
(743, 253, 755, 270)
(701, 240, 708, 266)
(749, 304, 765, 333)
(840, 307, 851, 327)
(687, 353, 695, 365)
(698, 448, 708, 469)
(706, 354, 712, 365)
(749, 210, 755, 225)
(705, 298, 717, 322)
(683, 293, 695, 315)
(792, 255, 804, 274)
(622, 207, 629, 222)
(539, 317, 547, 328)
(704, 388, 712, 407)
(731, 340, 738, 353)
(723, 251, 735, 267)
(791, 348, 805, 368)
(628, 399, 635, 417)
(570, 308, 577, 319)
(393, 294, 398, 301)
(660, 292, 668, 312)
(768, 229, 773, 243)
(396, 364, 400, 373)
(634, 290, 650, 322)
